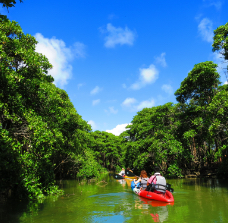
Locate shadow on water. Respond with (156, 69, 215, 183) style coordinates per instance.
(0, 198, 45, 223)
(181, 178, 228, 190)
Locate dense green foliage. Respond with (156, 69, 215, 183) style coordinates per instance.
(89, 131, 124, 171)
(120, 60, 228, 177)
(212, 22, 228, 61)
(0, 17, 104, 199)
(122, 103, 183, 177)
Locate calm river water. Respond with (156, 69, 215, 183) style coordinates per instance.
(1, 174, 228, 223)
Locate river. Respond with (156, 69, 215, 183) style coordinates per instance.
(1, 174, 228, 222)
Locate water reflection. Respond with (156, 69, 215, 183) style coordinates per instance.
(149, 206, 168, 223)
(133, 196, 172, 222)
(116, 179, 126, 187)
(116, 178, 172, 222)
(116, 178, 133, 188)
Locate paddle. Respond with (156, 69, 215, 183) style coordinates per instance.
(112, 174, 125, 179)
(166, 183, 174, 193)
(110, 168, 138, 180)
(125, 171, 137, 177)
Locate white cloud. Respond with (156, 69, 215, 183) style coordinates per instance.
(105, 106, 118, 114)
(77, 83, 84, 89)
(212, 52, 228, 84)
(108, 14, 118, 20)
(203, 0, 223, 10)
(155, 53, 167, 67)
(122, 83, 127, 89)
(35, 33, 86, 87)
(92, 99, 100, 106)
(109, 106, 118, 114)
(136, 99, 155, 111)
(101, 23, 136, 48)
(88, 120, 97, 130)
(122, 97, 155, 111)
(198, 18, 213, 43)
(90, 86, 102, 95)
(130, 64, 159, 90)
(162, 84, 173, 95)
(106, 123, 131, 136)
(73, 42, 86, 58)
(122, 98, 137, 107)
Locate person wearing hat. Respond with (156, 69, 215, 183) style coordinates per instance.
(148, 167, 160, 184)
(147, 167, 166, 193)
(119, 168, 125, 176)
(148, 171, 161, 185)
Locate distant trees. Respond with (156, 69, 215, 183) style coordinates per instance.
(89, 131, 124, 171)
(121, 49, 228, 177)
(122, 103, 183, 177)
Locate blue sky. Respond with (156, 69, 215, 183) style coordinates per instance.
(2, 0, 228, 135)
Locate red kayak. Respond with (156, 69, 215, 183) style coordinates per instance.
(131, 181, 174, 203)
(138, 189, 174, 203)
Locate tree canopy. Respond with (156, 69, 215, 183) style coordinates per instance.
(174, 61, 220, 105)
(212, 22, 228, 61)
(0, 0, 22, 9)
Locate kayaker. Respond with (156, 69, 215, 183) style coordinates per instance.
(147, 167, 166, 194)
(119, 168, 125, 176)
(133, 170, 149, 192)
(125, 167, 136, 177)
(147, 167, 160, 185)
(126, 167, 133, 173)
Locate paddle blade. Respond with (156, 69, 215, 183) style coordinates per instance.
(125, 171, 136, 177)
(166, 183, 174, 193)
(166, 183, 171, 190)
(169, 188, 174, 193)
(113, 174, 124, 179)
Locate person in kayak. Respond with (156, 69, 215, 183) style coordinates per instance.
(147, 167, 166, 194)
(148, 167, 160, 185)
(119, 168, 125, 176)
(125, 167, 136, 177)
(133, 170, 149, 193)
(126, 167, 133, 173)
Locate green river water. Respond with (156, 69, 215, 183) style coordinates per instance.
(1, 174, 228, 223)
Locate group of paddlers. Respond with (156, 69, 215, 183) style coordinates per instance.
(119, 167, 167, 194)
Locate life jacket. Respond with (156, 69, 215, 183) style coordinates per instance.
(140, 177, 149, 189)
(154, 175, 166, 193)
(132, 177, 148, 189)
(148, 175, 157, 184)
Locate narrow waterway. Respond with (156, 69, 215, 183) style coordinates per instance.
(1, 175, 228, 223)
